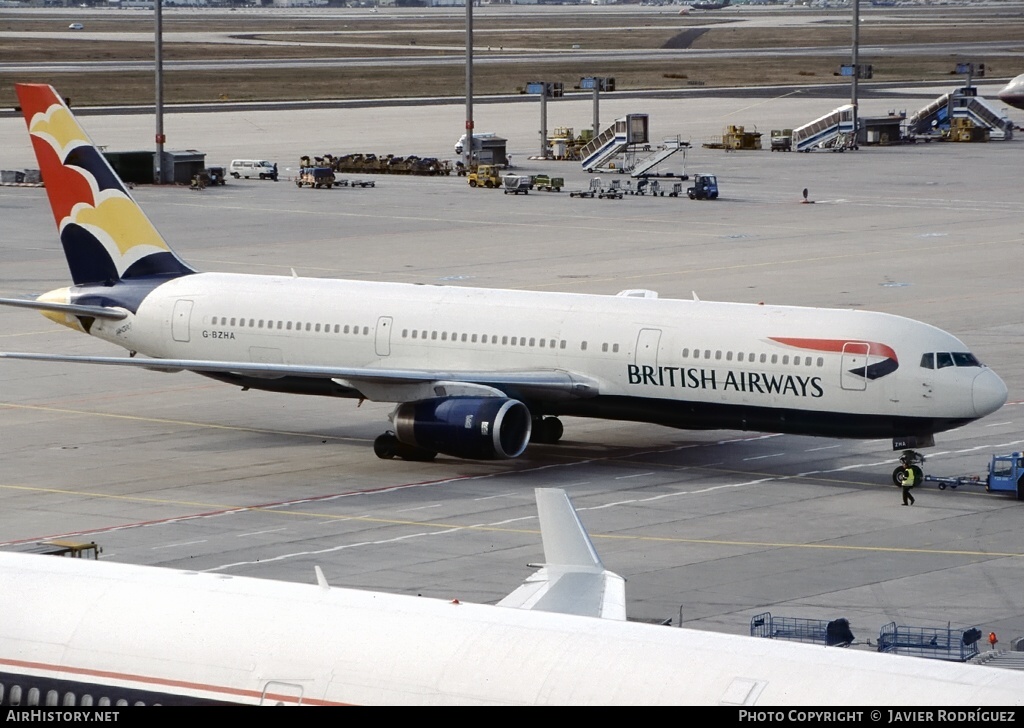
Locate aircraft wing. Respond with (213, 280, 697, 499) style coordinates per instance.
(498, 488, 626, 620)
(0, 352, 599, 402)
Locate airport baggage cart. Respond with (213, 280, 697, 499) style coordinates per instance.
(296, 167, 335, 189)
(598, 179, 623, 199)
(503, 175, 531, 195)
(570, 177, 602, 198)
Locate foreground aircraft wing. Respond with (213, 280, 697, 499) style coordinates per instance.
(498, 488, 626, 620)
(0, 352, 598, 402)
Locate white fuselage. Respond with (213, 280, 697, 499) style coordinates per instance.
(1, 552, 1022, 706)
(77, 272, 1003, 438)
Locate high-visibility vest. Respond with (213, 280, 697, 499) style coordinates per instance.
(904, 468, 916, 487)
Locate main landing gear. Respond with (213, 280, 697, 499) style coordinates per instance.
(373, 432, 437, 462)
(530, 417, 564, 445)
(892, 450, 925, 486)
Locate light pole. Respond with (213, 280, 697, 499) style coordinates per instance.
(154, 0, 165, 184)
(464, 0, 473, 167)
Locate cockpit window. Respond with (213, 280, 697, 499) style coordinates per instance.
(922, 352, 982, 369)
(952, 352, 980, 367)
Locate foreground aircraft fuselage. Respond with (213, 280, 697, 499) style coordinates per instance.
(1, 84, 1008, 462)
(2, 489, 1023, 706)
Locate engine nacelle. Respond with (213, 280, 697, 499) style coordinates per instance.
(393, 397, 532, 460)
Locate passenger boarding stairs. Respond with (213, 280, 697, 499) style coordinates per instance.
(793, 105, 855, 152)
(630, 137, 689, 178)
(907, 87, 1013, 140)
(580, 114, 650, 172)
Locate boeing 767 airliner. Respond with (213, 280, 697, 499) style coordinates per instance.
(0, 84, 1008, 463)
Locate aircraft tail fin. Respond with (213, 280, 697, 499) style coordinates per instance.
(497, 488, 626, 620)
(15, 84, 196, 287)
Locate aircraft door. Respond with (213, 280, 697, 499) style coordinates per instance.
(635, 328, 662, 369)
(171, 299, 193, 343)
(840, 342, 869, 391)
(260, 680, 305, 706)
(375, 316, 393, 357)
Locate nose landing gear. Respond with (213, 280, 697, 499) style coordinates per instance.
(893, 449, 925, 486)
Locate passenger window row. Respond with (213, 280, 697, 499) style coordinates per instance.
(682, 348, 824, 368)
(401, 329, 570, 350)
(210, 316, 369, 336)
(0, 680, 154, 707)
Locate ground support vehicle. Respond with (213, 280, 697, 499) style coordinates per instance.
(533, 175, 564, 192)
(630, 178, 652, 196)
(771, 130, 793, 151)
(230, 159, 277, 181)
(909, 452, 1024, 499)
(687, 174, 719, 199)
(571, 177, 604, 198)
(502, 175, 532, 194)
(598, 179, 624, 200)
(350, 179, 376, 188)
(468, 165, 502, 188)
(296, 167, 336, 189)
(204, 166, 227, 185)
(924, 474, 983, 490)
(986, 453, 1024, 498)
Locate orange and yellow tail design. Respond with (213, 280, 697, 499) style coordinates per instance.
(16, 84, 194, 286)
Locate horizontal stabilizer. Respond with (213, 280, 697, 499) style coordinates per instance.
(0, 297, 127, 320)
(497, 488, 626, 620)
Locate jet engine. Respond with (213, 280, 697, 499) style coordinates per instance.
(391, 397, 532, 460)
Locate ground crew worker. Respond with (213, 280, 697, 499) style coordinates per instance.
(901, 466, 917, 506)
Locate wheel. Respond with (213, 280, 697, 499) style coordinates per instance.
(259, 174, 266, 180)
(469, 180, 478, 187)
(394, 441, 438, 462)
(531, 417, 564, 445)
(231, 173, 240, 179)
(374, 433, 398, 459)
(295, 180, 302, 188)
(485, 181, 494, 188)
(892, 466, 907, 486)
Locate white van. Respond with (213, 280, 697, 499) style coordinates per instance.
(454, 132, 496, 155)
(229, 160, 278, 181)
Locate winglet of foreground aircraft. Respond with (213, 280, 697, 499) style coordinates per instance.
(2, 488, 1022, 706)
(0, 84, 1008, 464)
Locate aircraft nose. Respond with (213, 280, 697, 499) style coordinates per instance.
(973, 368, 1008, 417)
